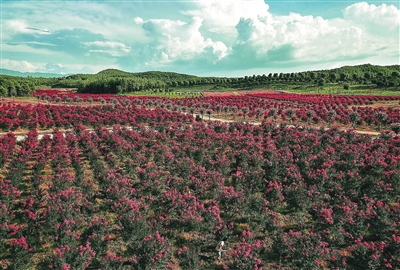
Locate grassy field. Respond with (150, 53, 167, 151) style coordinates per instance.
(270, 83, 400, 96)
(170, 82, 400, 96)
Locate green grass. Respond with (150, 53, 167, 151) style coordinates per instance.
(281, 83, 400, 96)
(168, 85, 237, 92)
(121, 91, 201, 98)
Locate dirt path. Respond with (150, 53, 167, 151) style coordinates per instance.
(205, 116, 381, 136)
(0, 98, 384, 139)
(1, 116, 381, 143)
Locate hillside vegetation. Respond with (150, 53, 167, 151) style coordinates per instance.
(0, 64, 399, 97)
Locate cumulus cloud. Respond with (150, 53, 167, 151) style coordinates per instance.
(131, 16, 228, 66)
(196, 1, 398, 70)
(2, 1, 399, 75)
(184, 0, 269, 36)
(343, 2, 400, 31)
(229, 12, 370, 65)
(127, 1, 397, 73)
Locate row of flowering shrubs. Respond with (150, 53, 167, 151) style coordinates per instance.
(30, 90, 400, 131)
(0, 103, 193, 131)
(1, 118, 399, 269)
(203, 90, 277, 97)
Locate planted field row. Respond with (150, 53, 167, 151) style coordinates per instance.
(0, 104, 193, 132)
(32, 90, 400, 131)
(0, 121, 399, 269)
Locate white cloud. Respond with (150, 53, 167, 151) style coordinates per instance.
(213, 2, 398, 66)
(232, 12, 373, 63)
(134, 17, 144, 25)
(343, 2, 400, 31)
(1, 59, 114, 75)
(84, 41, 131, 56)
(2, 1, 399, 76)
(100, 1, 400, 73)
(39, 63, 70, 74)
(4, 19, 51, 35)
(184, 0, 270, 36)
(1, 59, 40, 72)
(3, 2, 146, 44)
(136, 16, 228, 65)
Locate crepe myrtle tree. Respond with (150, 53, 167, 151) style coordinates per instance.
(306, 110, 314, 125)
(199, 108, 205, 119)
(135, 98, 142, 107)
(223, 105, 230, 118)
(390, 123, 400, 134)
(206, 109, 213, 120)
(285, 108, 295, 124)
(327, 110, 336, 126)
(231, 106, 238, 119)
(374, 111, 388, 131)
(215, 104, 222, 114)
(256, 108, 264, 121)
(111, 98, 119, 107)
(268, 108, 276, 122)
(241, 107, 249, 121)
(173, 105, 180, 112)
(122, 98, 130, 107)
(349, 111, 359, 128)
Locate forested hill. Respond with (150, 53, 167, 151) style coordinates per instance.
(0, 64, 399, 97)
(97, 69, 201, 82)
(330, 64, 400, 74)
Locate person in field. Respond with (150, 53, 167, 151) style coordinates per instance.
(218, 240, 225, 260)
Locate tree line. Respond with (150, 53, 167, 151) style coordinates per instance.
(1, 64, 399, 97)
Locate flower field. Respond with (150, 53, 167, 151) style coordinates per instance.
(0, 90, 399, 269)
(29, 90, 400, 132)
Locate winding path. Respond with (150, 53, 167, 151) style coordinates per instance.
(1, 114, 382, 142)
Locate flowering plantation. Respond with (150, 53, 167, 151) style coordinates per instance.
(29, 90, 400, 132)
(0, 103, 193, 132)
(0, 100, 399, 270)
(203, 90, 277, 97)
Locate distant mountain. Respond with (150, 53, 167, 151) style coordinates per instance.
(0, 69, 67, 78)
(93, 69, 203, 82)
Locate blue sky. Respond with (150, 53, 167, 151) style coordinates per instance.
(1, 0, 399, 76)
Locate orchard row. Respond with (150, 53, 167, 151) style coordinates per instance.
(1, 116, 399, 269)
(31, 90, 400, 131)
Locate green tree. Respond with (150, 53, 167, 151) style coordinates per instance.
(318, 78, 326, 86)
(340, 73, 348, 81)
(0, 86, 6, 99)
(329, 73, 338, 82)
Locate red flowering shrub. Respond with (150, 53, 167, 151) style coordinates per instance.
(0, 93, 399, 268)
